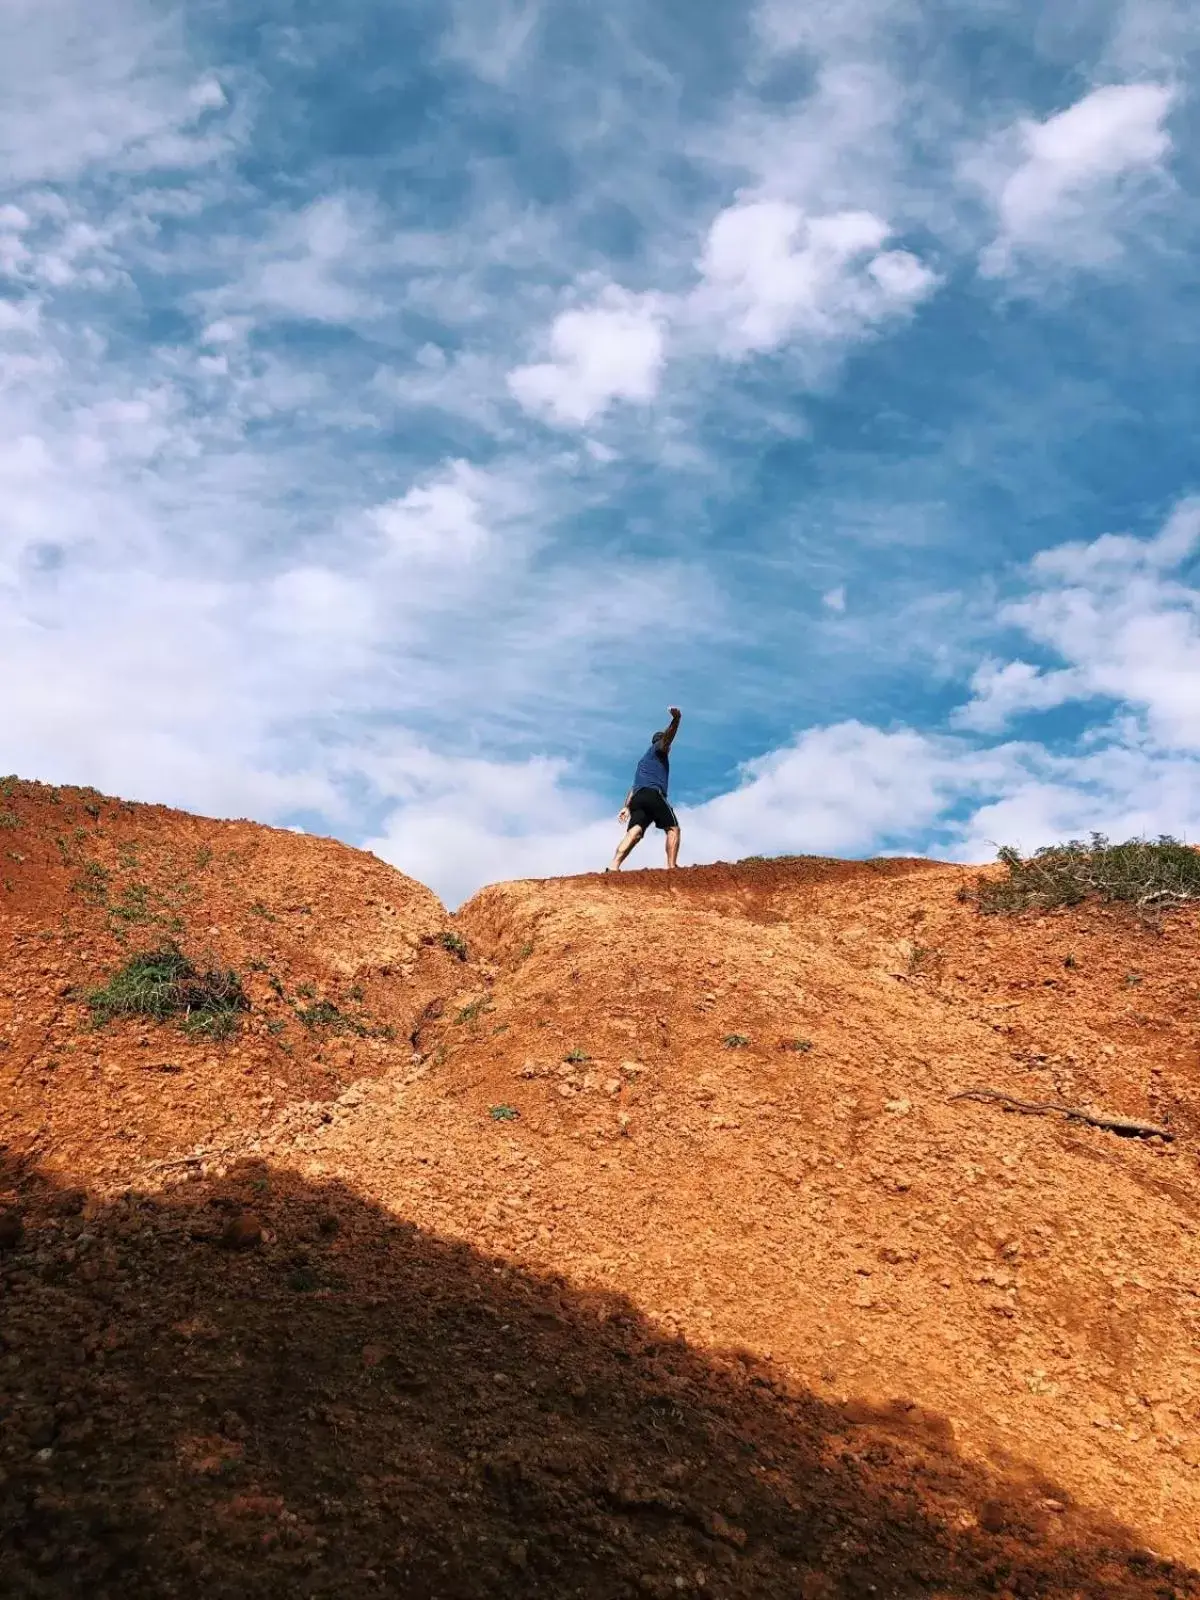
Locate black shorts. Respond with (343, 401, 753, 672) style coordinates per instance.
(628, 787, 678, 832)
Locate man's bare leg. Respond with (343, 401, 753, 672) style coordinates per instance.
(665, 826, 681, 868)
(609, 823, 645, 870)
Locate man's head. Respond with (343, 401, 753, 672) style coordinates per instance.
(651, 730, 668, 751)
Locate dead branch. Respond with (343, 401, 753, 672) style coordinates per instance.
(950, 1088, 1173, 1141)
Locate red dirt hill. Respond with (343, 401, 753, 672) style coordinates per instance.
(3, 779, 1200, 1599)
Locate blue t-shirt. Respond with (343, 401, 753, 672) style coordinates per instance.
(632, 742, 669, 795)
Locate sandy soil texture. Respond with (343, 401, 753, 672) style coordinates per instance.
(2, 777, 1199, 1598)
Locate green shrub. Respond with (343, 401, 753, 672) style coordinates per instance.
(295, 999, 357, 1032)
(440, 930, 468, 960)
(978, 834, 1200, 916)
(71, 860, 110, 905)
(87, 942, 248, 1038)
(456, 998, 492, 1025)
(723, 1033, 751, 1049)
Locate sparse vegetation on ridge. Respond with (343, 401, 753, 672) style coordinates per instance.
(977, 835, 1200, 916)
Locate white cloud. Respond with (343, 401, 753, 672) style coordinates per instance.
(266, 567, 377, 644)
(234, 195, 382, 324)
(366, 721, 1007, 907)
(507, 289, 667, 428)
(687, 199, 936, 360)
(954, 659, 1089, 732)
(971, 82, 1178, 275)
(367, 709, 1200, 909)
(441, 0, 543, 84)
(365, 747, 612, 908)
(0, 0, 238, 183)
(957, 500, 1200, 746)
(508, 201, 936, 432)
(1105, 0, 1200, 76)
(190, 77, 227, 112)
(822, 585, 847, 612)
(366, 460, 495, 565)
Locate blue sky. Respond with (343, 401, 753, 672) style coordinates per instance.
(4, 0, 1200, 905)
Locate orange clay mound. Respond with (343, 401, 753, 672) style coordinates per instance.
(3, 781, 1200, 1599)
(0, 778, 451, 1185)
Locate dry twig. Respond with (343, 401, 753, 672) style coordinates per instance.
(951, 1088, 1172, 1141)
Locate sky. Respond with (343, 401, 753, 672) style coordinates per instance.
(3, 0, 1200, 907)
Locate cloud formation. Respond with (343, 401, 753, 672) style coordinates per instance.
(970, 81, 1178, 274)
(507, 291, 668, 427)
(3, 0, 1199, 909)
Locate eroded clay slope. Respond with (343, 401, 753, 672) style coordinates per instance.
(3, 800, 1200, 1599)
(0, 778, 455, 1185)
(362, 856, 1200, 1564)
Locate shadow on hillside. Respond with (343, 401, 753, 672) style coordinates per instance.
(1, 1151, 1195, 1600)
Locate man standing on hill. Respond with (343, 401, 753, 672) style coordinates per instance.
(607, 707, 682, 872)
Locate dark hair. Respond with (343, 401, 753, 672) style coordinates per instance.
(651, 730, 667, 749)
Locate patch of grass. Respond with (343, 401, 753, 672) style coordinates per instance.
(250, 899, 277, 921)
(978, 834, 1200, 917)
(195, 846, 213, 869)
(456, 998, 493, 1025)
(296, 982, 317, 1000)
(1124, 971, 1144, 987)
(287, 1266, 320, 1293)
(517, 941, 534, 961)
(293, 998, 385, 1038)
(440, 930, 468, 960)
(71, 860, 110, 906)
(347, 984, 365, 1002)
(783, 1038, 813, 1053)
(184, 1006, 242, 1041)
(108, 882, 154, 924)
(295, 999, 356, 1032)
(266, 1018, 288, 1037)
(117, 843, 141, 871)
(0, 777, 15, 797)
(564, 1046, 590, 1064)
(0, 811, 21, 830)
(247, 958, 268, 973)
(83, 802, 101, 820)
(1063, 953, 1077, 970)
(268, 974, 285, 997)
(47, 787, 61, 805)
(86, 942, 248, 1038)
(723, 1033, 751, 1049)
(489, 1104, 520, 1122)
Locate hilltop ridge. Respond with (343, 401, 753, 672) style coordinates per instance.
(2, 777, 1200, 1598)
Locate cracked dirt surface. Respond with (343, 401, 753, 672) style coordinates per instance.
(2, 778, 1199, 1597)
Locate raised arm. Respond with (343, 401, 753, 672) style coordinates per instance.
(658, 706, 682, 754)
